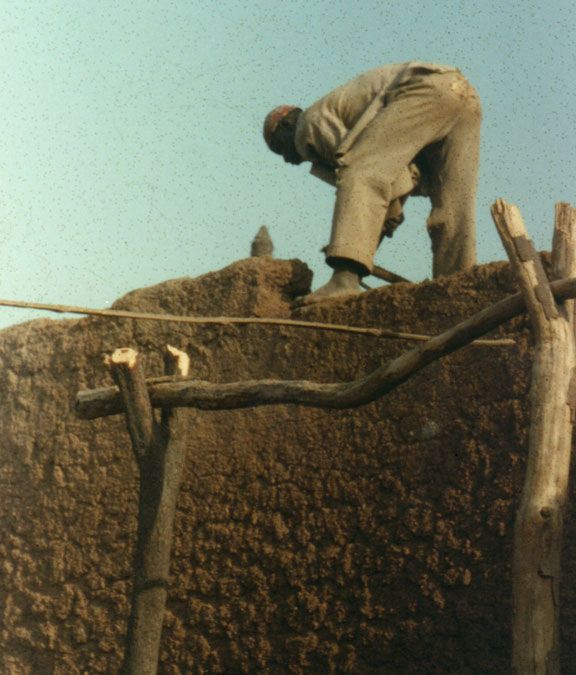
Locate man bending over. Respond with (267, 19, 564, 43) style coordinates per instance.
(263, 62, 482, 304)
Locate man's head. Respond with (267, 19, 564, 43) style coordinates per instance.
(263, 105, 304, 165)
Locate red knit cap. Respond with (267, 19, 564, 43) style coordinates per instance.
(263, 105, 297, 148)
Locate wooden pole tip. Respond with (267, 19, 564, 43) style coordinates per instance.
(165, 345, 190, 377)
(106, 348, 139, 369)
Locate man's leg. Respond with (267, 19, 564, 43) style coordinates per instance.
(424, 86, 482, 277)
(295, 258, 365, 306)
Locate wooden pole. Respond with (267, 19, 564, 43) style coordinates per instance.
(491, 200, 576, 674)
(0, 295, 511, 344)
(371, 264, 411, 284)
(78, 277, 576, 420)
(110, 346, 190, 675)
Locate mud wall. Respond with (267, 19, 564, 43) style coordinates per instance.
(1, 257, 575, 674)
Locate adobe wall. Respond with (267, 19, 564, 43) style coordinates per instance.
(1, 257, 575, 674)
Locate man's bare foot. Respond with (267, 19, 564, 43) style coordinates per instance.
(295, 269, 363, 306)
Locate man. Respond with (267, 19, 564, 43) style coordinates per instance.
(263, 62, 482, 304)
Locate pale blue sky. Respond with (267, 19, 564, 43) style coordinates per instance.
(0, 0, 574, 328)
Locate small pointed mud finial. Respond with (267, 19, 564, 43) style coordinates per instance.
(251, 225, 274, 257)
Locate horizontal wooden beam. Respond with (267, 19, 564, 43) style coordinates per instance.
(76, 278, 576, 420)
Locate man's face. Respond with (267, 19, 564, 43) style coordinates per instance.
(270, 122, 304, 165)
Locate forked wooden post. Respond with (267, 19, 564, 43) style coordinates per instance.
(107, 346, 190, 675)
(491, 200, 576, 674)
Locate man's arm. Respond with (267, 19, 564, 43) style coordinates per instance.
(309, 162, 337, 186)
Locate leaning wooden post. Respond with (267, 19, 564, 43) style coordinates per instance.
(491, 200, 576, 674)
(107, 346, 190, 675)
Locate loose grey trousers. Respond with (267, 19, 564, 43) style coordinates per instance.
(325, 70, 482, 278)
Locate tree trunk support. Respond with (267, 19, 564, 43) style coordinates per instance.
(107, 346, 190, 675)
(491, 200, 576, 674)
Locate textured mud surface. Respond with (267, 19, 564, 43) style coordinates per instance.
(1, 257, 575, 673)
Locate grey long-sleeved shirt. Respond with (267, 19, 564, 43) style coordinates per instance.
(294, 62, 457, 190)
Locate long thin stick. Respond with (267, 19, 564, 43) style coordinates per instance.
(0, 297, 513, 346)
(372, 264, 411, 284)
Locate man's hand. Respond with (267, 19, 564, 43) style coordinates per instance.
(381, 199, 405, 239)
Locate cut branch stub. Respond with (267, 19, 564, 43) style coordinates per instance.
(105, 348, 154, 459)
(164, 344, 190, 377)
(162, 345, 190, 426)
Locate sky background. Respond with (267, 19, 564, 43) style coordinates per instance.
(0, 0, 574, 329)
